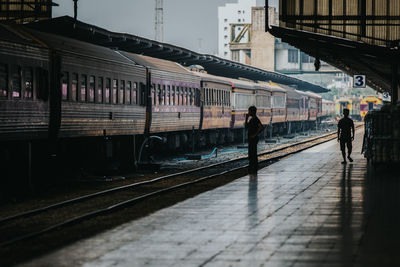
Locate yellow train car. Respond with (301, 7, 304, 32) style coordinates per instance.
(336, 98, 352, 116)
(360, 96, 382, 118)
(335, 97, 361, 120)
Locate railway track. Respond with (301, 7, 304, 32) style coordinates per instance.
(0, 128, 361, 249)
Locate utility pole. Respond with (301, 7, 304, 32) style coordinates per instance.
(73, 0, 78, 20)
(155, 0, 164, 42)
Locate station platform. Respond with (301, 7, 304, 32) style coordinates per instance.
(21, 129, 400, 267)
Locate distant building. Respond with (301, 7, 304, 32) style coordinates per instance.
(218, 0, 256, 60)
(229, 6, 277, 71)
(0, 0, 55, 24)
(275, 39, 337, 74)
(226, 5, 339, 77)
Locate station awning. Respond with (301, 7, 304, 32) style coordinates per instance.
(25, 16, 328, 93)
(269, 25, 400, 94)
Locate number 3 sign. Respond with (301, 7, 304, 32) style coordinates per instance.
(353, 75, 366, 88)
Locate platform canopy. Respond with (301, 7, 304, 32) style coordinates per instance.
(25, 16, 328, 93)
(270, 0, 400, 96)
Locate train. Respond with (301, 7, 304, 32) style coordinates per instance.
(360, 96, 382, 119)
(0, 23, 335, 191)
(335, 96, 383, 120)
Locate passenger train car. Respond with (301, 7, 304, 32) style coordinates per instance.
(322, 99, 336, 118)
(336, 97, 361, 120)
(0, 24, 331, 191)
(360, 96, 382, 119)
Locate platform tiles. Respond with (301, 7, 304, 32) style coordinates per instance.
(21, 130, 400, 267)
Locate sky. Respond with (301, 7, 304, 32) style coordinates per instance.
(52, 0, 278, 55)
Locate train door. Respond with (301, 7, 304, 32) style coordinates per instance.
(368, 102, 374, 110)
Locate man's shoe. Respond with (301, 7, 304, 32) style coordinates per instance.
(341, 161, 347, 164)
(347, 156, 353, 162)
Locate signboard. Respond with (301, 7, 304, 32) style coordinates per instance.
(353, 75, 366, 88)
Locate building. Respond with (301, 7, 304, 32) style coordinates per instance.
(227, 5, 340, 82)
(0, 0, 55, 24)
(275, 39, 337, 74)
(218, 0, 256, 60)
(229, 6, 277, 71)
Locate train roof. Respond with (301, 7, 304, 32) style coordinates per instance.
(322, 99, 334, 103)
(120, 51, 192, 75)
(276, 84, 302, 99)
(302, 91, 322, 99)
(306, 91, 322, 99)
(210, 76, 255, 90)
(190, 71, 233, 86)
(23, 27, 137, 66)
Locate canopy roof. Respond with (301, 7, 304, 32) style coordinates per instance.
(25, 16, 328, 93)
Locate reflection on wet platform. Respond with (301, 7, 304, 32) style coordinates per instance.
(21, 130, 400, 266)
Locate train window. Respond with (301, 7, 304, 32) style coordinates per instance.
(89, 76, 95, 102)
(24, 68, 33, 99)
(152, 84, 156, 105)
(198, 88, 201, 106)
(112, 79, 118, 104)
(189, 88, 193, 106)
(167, 85, 174, 105)
(61, 71, 68, 101)
(71, 73, 78, 101)
(177, 86, 180, 105)
(12, 66, 21, 98)
(126, 81, 131, 105)
(0, 64, 7, 97)
(166, 85, 170, 105)
(80, 74, 87, 102)
(171, 86, 176, 105)
(132, 82, 137, 105)
(273, 95, 285, 108)
(119, 80, 125, 104)
(187, 87, 190, 105)
(182, 87, 186, 105)
(178, 86, 183, 105)
(97, 77, 103, 103)
(105, 78, 111, 103)
(161, 85, 165, 105)
(212, 89, 215, 105)
(164, 85, 168, 105)
(181, 88, 184, 105)
(155, 84, 160, 105)
(139, 83, 146, 106)
(154, 84, 159, 105)
(173, 86, 177, 105)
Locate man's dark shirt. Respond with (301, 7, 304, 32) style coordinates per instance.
(247, 116, 262, 139)
(338, 117, 354, 140)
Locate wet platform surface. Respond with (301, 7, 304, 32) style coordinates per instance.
(22, 130, 400, 267)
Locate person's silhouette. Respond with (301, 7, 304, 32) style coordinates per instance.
(337, 108, 355, 164)
(245, 106, 264, 174)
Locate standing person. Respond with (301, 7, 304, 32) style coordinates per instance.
(245, 106, 264, 174)
(337, 108, 355, 164)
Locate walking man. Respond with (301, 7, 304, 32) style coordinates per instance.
(337, 108, 355, 164)
(245, 106, 264, 174)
